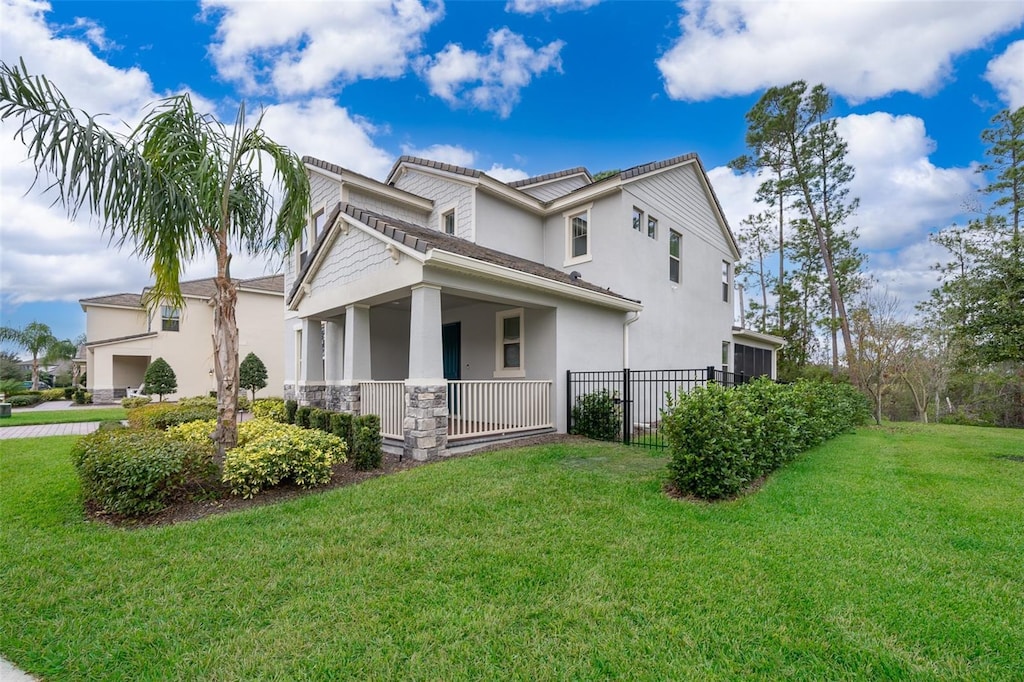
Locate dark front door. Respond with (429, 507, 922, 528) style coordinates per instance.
(442, 322, 461, 380)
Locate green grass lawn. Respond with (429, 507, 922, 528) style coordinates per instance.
(0, 408, 126, 427)
(1, 423, 1022, 680)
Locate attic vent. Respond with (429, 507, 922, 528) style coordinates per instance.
(570, 271, 582, 281)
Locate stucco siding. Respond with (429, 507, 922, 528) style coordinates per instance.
(474, 191, 544, 262)
(393, 169, 474, 240)
(85, 305, 148, 341)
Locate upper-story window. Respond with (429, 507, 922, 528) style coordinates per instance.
(313, 208, 327, 241)
(647, 216, 658, 239)
(722, 261, 731, 302)
(442, 208, 456, 235)
(564, 204, 593, 266)
(632, 207, 643, 232)
(669, 230, 681, 283)
(161, 306, 180, 332)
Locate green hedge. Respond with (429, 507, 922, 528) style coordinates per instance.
(70, 429, 216, 516)
(570, 389, 622, 441)
(126, 402, 218, 430)
(352, 414, 383, 470)
(664, 378, 870, 500)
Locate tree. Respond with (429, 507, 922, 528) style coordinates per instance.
(143, 358, 177, 402)
(0, 60, 309, 455)
(239, 351, 268, 403)
(0, 321, 59, 390)
(44, 337, 81, 387)
(849, 288, 913, 425)
(0, 351, 28, 382)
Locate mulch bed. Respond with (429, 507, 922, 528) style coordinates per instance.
(88, 433, 579, 528)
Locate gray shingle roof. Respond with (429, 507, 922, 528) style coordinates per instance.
(83, 276, 282, 309)
(84, 331, 158, 347)
(79, 292, 143, 308)
(387, 155, 483, 183)
(507, 167, 591, 188)
(288, 202, 638, 306)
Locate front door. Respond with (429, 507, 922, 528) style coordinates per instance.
(442, 322, 461, 380)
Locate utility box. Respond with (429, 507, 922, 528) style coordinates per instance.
(0, 403, 11, 418)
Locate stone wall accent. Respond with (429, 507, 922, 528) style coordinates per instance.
(91, 388, 116, 404)
(283, 383, 296, 402)
(403, 383, 448, 461)
(294, 383, 327, 408)
(326, 384, 361, 414)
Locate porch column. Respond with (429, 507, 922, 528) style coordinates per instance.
(298, 319, 325, 407)
(323, 318, 347, 412)
(344, 305, 371, 380)
(405, 284, 447, 461)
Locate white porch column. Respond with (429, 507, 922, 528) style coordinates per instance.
(300, 319, 324, 384)
(324, 319, 344, 383)
(408, 284, 444, 381)
(344, 305, 372, 380)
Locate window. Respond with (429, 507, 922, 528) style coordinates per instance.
(442, 209, 455, 235)
(495, 308, 525, 377)
(161, 306, 180, 332)
(669, 230, 681, 283)
(647, 215, 658, 239)
(722, 341, 730, 372)
(564, 205, 592, 265)
(312, 208, 327, 241)
(632, 206, 643, 232)
(722, 261, 731, 302)
(734, 343, 773, 379)
(294, 328, 303, 381)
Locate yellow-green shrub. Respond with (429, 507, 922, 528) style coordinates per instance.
(252, 398, 287, 422)
(40, 387, 67, 401)
(222, 419, 346, 498)
(166, 419, 217, 449)
(126, 402, 217, 430)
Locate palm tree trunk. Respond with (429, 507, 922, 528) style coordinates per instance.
(212, 274, 240, 458)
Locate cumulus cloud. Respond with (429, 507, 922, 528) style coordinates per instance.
(203, 0, 442, 96)
(419, 28, 564, 118)
(485, 164, 530, 182)
(505, 0, 600, 15)
(985, 40, 1024, 109)
(657, 0, 1024, 102)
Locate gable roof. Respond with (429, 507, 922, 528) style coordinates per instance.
(79, 292, 144, 308)
(507, 166, 592, 189)
(288, 201, 639, 309)
(81, 276, 283, 310)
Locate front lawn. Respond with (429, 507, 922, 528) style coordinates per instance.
(1, 424, 1022, 680)
(0, 408, 126, 428)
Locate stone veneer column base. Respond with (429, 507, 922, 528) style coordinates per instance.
(294, 384, 327, 408)
(91, 388, 115, 404)
(325, 384, 361, 414)
(403, 382, 448, 461)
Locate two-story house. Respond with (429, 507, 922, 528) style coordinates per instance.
(80, 275, 285, 402)
(284, 153, 783, 460)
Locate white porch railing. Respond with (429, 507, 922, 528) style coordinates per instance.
(447, 380, 553, 440)
(359, 381, 405, 440)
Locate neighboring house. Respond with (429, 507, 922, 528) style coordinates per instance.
(285, 153, 784, 459)
(80, 275, 285, 403)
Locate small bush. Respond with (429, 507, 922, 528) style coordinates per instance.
(97, 420, 126, 431)
(570, 389, 622, 441)
(221, 419, 346, 498)
(939, 411, 995, 427)
(0, 379, 25, 397)
(329, 412, 354, 452)
(285, 399, 298, 424)
(309, 408, 331, 432)
(252, 398, 287, 422)
(143, 357, 178, 401)
(294, 405, 312, 429)
(73, 389, 92, 405)
(121, 396, 153, 409)
(126, 403, 217, 430)
(71, 429, 216, 516)
(40, 387, 66, 401)
(178, 395, 217, 409)
(352, 414, 383, 470)
(237, 395, 250, 412)
(166, 419, 217, 450)
(8, 394, 42, 407)
(63, 387, 75, 400)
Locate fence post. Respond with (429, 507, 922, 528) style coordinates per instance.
(622, 367, 631, 445)
(565, 369, 573, 435)
(706, 365, 716, 385)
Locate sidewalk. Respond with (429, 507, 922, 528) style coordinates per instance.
(0, 656, 36, 681)
(0, 422, 101, 439)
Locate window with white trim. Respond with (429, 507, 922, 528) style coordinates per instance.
(722, 341, 730, 372)
(647, 215, 658, 239)
(294, 328, 303, 381)
(669, 230, 681, 283)
(722, 261, 731, 302)
(313, 208, 327, 241)
(495, 308, 525, 378)
(564, 204, 592, 266)
(442, 208, 455, 235)
(161, 306, 180, 332)
(632, 206, 643, 232)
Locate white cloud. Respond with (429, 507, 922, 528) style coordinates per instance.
(505, 0, 600, 15)
(66, 16, 117, 51)
(657, 0, 1024, 102)
(486, 164, 529, 182)
(400, 143, 477, 167)
(203, 0, 443, 96)
(419, 28, 564, 118)
(985, 39, 1024, 109)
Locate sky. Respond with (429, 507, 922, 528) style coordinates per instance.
(1, 0, 1022, 353)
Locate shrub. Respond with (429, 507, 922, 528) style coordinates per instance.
(239, 352, 268, 402)
(70, 429, 216, 516)
(221, 419, 346, 498)
(0, 379, 25, 397)
(178, 395, 217, 409)
(570, 389, 622, 441)
(252, 398, 287, 422)
(121, 396, 152, 409)
(143, 357, 178, 401)
(309, 408, 331, 432)
(285, 399, 298, 424)
(97, 420, 126, 431)
(40, 387, 66, 401)
(294, 405, 312, 429)
(329, 412, 354, 452)
(237, 395, 250, 412)
(166, 418, 217, 450)
(352, 414, 383, 470)
(664, 379, 870, 500)
(126, 402, 217, 430)
(63, 387, 75, 400)
(8, 394, 42, 407)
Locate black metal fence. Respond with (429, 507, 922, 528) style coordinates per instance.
(566, 366, 747, 449)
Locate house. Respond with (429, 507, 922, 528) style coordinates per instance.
(80, 275, 285, 403)
(285, 153, 784, 460)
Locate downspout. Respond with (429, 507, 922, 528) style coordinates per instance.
(623, 311, 641, 367)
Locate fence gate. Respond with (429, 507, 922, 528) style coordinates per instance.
(566, 366, 747, 449)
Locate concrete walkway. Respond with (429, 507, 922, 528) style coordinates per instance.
(0, 656, 37, 681)
(0, 422, 101, 439)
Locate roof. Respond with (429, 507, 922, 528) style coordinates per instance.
(83, 331, 158, 348)
(81, 276, 283, 309)
(507, 167, 592, 188)
(79, 292, 144, 308)
(288, 202, 638, 307)
(386, 155, 483, 184)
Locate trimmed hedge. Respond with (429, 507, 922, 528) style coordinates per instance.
(570, 389, 622, 441)
(8, 394, 42, 407)
(352, 414, 383, 470)
(664, 378, 870, 500)
(285, 400, 298, 424)
(70, 428, 216, 516)
(329, 412, 354, 453)
(126, 402, 217, 430)
(121, 396, 152, 409)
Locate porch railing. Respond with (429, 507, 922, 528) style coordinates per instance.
(359, 381, 404, 440)
(448, 380, 553, 440)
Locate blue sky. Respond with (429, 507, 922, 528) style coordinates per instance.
(1, 0, 1023, 354)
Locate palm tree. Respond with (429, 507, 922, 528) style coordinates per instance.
(44, 337, 82, 387)
(0, 59, 310, 455)
(0, 321, 58, 390)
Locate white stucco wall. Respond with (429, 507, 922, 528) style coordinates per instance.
(85, 305, 148, 341)
(474, 191, 544, 262)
